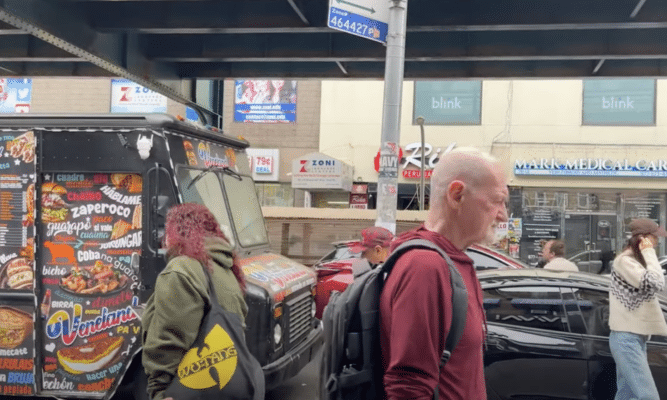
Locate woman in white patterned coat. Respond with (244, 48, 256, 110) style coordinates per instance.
(609, 218, 667, 400)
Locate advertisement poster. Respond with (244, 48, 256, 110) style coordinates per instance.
(0, 79, 32, 113)
(110, 79, 167, 113)
(40, 172, 143, 395)
(0, 130, 36, 396)
(234, 80, 297, 123)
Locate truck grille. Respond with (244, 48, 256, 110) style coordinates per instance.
(286, 290, 312, 347)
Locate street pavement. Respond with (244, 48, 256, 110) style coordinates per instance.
(265, 349, 321, 400)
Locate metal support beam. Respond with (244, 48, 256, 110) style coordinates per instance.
(335, 61, 348, 75)
(630, 0, 648, 18)
(0, 0, 217, 118)
(96, 22, 667, 34)
(286, 0, 309, 25)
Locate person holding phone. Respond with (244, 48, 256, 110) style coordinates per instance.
(609, 218, 667, 400)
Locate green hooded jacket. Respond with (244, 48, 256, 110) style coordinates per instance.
(141, 237, 248, 400)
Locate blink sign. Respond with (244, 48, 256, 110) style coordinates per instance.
(515, 158, 667, 178)
(413, 81, 482, 125)
(583, 79, 655, 125)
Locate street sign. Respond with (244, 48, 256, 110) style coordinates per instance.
(327, 0, 390, 44)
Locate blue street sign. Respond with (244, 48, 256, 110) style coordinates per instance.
(327, 5, 389, 44)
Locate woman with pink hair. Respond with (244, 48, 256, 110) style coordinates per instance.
(141, 203, 247, 400)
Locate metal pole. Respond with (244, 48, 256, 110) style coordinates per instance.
(416, 116, 425, 211)
(376, 0, 408, 234)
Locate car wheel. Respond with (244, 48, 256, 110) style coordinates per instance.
(589, 363, 616, 400)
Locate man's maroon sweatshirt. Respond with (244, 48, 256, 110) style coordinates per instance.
(379, 226, 487, 400)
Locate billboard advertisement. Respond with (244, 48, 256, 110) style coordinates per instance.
(413, 80, 482, 125)
(110, 79, 167, 113)
(234, 80, 297, 123)
(583, 79, 655, 125)
(0, 79, 32, 113)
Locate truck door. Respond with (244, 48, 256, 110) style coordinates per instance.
(38, 172, 144, 399)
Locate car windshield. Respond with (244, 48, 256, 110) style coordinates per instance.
(176, 167, 269, 248)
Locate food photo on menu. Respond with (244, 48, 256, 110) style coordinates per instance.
(0, 306, 33, 350)
(0, 239, 35, 291)
(60, 261, 128, 295)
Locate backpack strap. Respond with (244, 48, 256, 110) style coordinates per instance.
(380, 239, 468, 400)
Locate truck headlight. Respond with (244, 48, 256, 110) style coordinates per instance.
(312, 301, 317, 319)
(274, 323, 282, 345)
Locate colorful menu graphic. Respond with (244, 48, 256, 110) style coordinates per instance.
(40, 172, 143, 395)
(183, 138, 238, 170)
(0, 130, 36, 396)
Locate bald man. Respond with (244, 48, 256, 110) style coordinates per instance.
(379, 148, 508, 400)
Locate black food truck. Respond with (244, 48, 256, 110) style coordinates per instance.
(0, 114, 322, 399)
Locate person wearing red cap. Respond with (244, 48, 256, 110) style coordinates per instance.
(347, 226, 395, 276)
(380, 148, 508, 400)
(609, 218, 667, 400)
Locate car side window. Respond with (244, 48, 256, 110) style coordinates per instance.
(484, 286, 569, 332)
(467, 250, 506, 271)
(569, 288, 610, 337)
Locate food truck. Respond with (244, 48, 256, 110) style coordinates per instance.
(0, 114, 322, 399)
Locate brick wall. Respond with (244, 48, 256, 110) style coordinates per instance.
(222, 80, 320, 182)
(28, 77, 186, 116)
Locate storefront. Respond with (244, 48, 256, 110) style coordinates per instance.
(503, 150, 667, 268)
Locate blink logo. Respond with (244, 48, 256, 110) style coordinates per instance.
(432, 97, 461, 109)
(602, 96, 634, 109)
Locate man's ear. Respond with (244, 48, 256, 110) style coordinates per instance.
(446, 181, 465, 204)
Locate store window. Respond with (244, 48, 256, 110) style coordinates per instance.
(255, 183, 294, 207)
(510, 188, 666, 267)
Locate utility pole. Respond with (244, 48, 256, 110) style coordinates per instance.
(375, 0, 408, 234)
(415, 116, 426, 211)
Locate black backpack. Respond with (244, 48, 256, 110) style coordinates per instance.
(320, 238, 468, 400)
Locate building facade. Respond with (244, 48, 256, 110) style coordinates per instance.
(6, 76, 667, 265)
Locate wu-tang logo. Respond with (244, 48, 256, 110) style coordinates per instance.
(176, 324, 238, 389)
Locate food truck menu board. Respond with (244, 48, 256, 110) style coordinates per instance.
(0, 130, 36, 396)
(0, 131, 36, 291)
(39, 172, 143, 396)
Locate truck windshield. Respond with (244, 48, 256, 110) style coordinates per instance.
(176, 167, 269, 248)
(222, 173, 269, 247)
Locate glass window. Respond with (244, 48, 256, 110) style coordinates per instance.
(222, 174, 269, 248)
(484, 286, 568, 332)
(176, 167, 236, 247)
(569, 288, 609, 337)
(256, 183, 294, 207)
